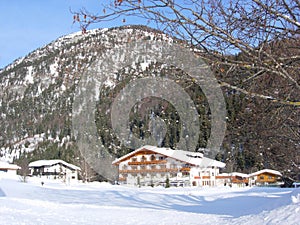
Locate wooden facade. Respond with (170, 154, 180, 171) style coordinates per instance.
(249, 169, 282, 186)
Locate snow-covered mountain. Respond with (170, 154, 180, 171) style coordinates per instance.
(0, 25, 298, 180)
(0, 25, 182, 165)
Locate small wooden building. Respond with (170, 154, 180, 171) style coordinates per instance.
(249, 169, 282, 186)
(215, 172, 249, 187)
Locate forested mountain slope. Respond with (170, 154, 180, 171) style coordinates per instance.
(0, 26, 298, 180)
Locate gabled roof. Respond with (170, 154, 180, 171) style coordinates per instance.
(230, 172, 249, 178)
(112, 145, 226, 168)
(249, 169, 282, 177)
(0, 161, 20, 170)
(28, 159, 81, 171)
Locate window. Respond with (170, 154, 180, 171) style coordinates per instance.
(151, 155, 156, 161)
(160, 165, 166, 169)
(131, 166, 137, 170)
(182, 171, 189, 176)
(132, 158, 137, 162)
(260, 176, 264, 180)
(140, 166, 146, 170)
(141, 173, 146, 177)
(141, 156, 146, 162)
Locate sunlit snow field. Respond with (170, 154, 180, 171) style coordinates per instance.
(0, 176, 299, 225)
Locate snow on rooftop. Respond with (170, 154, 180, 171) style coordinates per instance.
(229, 172, 249, 178)
(29, 159, 80, 171)
(249, 169, 282, 177)
(113, 145, 226, 168)
(0, 160, 20, 170)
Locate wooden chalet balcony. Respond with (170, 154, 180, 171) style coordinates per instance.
(180, 167, 191, 172)
(194, 175, 211, 179)
(119, 168, 179, 174)
(215, 175, 249, 183)
(231, 177, 249, 183)
(216, 175, 230, 179)
(128, 160, 167, 165)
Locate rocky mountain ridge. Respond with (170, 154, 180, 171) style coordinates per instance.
(0, 25, 298, 180)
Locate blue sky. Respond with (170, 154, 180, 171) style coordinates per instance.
(0, 0, 144, 69)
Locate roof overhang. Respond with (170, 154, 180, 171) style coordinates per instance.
(112, 145, 225, 168)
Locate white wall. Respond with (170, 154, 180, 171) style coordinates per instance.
(119, 153, 222, 187)
(0, 169, 18, 179)
(31, 164, 78, 182)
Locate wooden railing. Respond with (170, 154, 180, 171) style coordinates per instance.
(231, 177, 249, 183)
(215, 175, 249, 184)
(216, 175, 230, 179)
(119, 168, 179, 174)
(180, 167, 191, 172)
(128, 160, 167, 165)
(193, 176, 213, 179)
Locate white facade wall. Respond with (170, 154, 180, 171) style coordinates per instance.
(189, 166, 221, 187)
(0, 169, 18, 178)
(30, 164, 78, 182)
(118, 152, 222, 187)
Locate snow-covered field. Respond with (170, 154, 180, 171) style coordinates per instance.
(0, 176, 299, 225)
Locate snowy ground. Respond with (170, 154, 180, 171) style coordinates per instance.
(0, 176, 299, 225)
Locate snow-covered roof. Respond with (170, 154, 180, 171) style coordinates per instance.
(229, 172, 249, 178)
(28, 160, 81, 171)
(0, 161, 20, 170)
(112, 145, 226, 168)
(249, 169, 282, 177)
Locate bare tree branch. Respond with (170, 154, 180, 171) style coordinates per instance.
(219, 81, 300, 106)
(73, 0, 300, 106)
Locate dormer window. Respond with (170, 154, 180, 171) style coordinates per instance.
(186, 153, 203, 158)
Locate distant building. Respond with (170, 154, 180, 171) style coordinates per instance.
(28, 159, 81, 182)
(249, 169, 282, 186)
(112, 145, 226, 187)
(0, 161, 20, 177)
(216, 172, 249, 187)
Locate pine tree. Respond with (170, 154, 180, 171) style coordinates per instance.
(165, 176, 170, 188)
